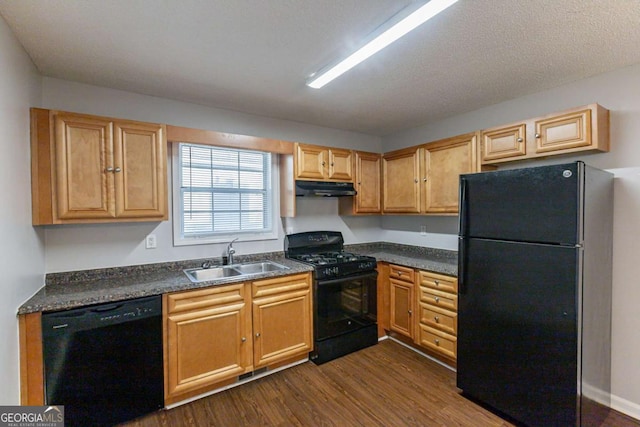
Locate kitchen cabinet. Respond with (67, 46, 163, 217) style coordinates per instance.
(164, 272, 312, 405)
(251, 274, 313, 368)
(480, 103, 609, 165)
(339, 150, 381, 215)
(421, 132, 478, 214)
(416, 271, 458, 362)
(389, 264, 415, 339)
(294, 142, 353, 182)
(382, 132, 478, 214)
(382, 147, 421, 213)
(30, 108, 167, 224)
(164, 283, 252, 404)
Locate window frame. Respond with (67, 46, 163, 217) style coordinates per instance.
(171, 142, 280, 246)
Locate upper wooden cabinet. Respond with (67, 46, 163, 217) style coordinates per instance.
(31, 109, 167, 224)
(339, 150, 381, 215)
(382, 132, 478, 214)
(294, 143, 353, 182)
(421, 133, 478, 214)
(382, 147, 421, 213)
(481, 104, 609, 165)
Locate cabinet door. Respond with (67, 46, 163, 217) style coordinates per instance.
(54, 113, 115, 219)
(354, 151, 381, 213)
(389, 278, 414, 339)
(114, 121, 167, 218)
(165, 284, 252, 403)
(481, 123, 526, 163)
(295, 144, 326, 180)
(252, 274, 312, 368)
(328, 148, 353, 181)
(382, 148, 421, 213)
(535, 109, 591, 154)
(423, 133, 477, 214)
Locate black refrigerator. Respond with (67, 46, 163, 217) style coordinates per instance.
(456, 161, 613, 427)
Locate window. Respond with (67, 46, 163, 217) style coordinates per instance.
(173, 143, 278, 245)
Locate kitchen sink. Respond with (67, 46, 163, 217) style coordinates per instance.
(232, 261, 289, 275)
(183, 261, 289, 283)
(183, 266, 243, 282)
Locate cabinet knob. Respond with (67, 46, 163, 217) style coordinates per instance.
(434, 339, 440, 345)
(414, 178, 418, 183)
(535, 133, 541, 138)
(434, 297, 440, 302)
(255, 332, 261, 338)
(105, 166, 114, 172)
(397, 271, 402, 276)
(114, 167, 121, 173)
(322, 161, 326, 166)
(241, 337, 246, 342)
(423, 177, 427, 182)
(358, 182, 362, 185)
(434, 280, 439, 286)
(331, 162, 334, 167)
(408, 309, 412, 315)
(517, 137, 523, 143)
(434, 316, 440, 323)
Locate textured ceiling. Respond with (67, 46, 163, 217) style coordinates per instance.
(1, 0, 640, 136)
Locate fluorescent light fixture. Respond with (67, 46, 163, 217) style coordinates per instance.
(306, 0, 459, 89)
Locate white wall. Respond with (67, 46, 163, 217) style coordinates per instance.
(41, 78, 382, 272)
(0, 16, 44, 404)
(382, 62, 640, 418)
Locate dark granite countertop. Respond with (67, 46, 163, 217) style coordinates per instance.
(18, 253, 312, 315)
(346, 242, 458, 276)
(18, 243, 457, 315)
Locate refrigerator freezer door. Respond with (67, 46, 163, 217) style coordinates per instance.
(457, 238, 579, 427)
(459, 162, 580, 245)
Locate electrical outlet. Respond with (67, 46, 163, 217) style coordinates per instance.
(145, 234, 157, 249)
(420, 225, 427, 236)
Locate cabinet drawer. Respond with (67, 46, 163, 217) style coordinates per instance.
(389, 264, 415, 283)
(418, 324, 457, 359)
(418, 271, 457, 294)
(166, 283, 246, 314)
(418, 303, 457, 336)
(252, 273, 311, 298)
(535, 109, 591, 154)
(419, 287, 457, 312)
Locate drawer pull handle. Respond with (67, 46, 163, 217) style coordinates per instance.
(434, 339, 440, 345)
(434, 316, 440, 323)
(434, 297, 440, 302)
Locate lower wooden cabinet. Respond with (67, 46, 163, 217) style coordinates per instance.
(384, 263, 458, 365)
(164, 273, 313, 405)
(251, 274, 313, 368)
(389, 264, 415, 339)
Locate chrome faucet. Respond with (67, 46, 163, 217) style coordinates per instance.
(226, 238, 239, 265)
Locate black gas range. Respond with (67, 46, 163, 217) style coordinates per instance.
(285, 231, 378, 364)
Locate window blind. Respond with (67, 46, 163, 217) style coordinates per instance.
(179, 143, 272, 237)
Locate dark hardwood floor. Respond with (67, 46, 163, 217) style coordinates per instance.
(121, 339, 639, 427)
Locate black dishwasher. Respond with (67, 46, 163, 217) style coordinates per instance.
(42, 295, 164, 427)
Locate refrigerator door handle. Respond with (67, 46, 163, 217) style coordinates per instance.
(459, 177, 469, 236)
(458, 237, 466, 295)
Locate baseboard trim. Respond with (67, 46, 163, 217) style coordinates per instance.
(611, 393, 640, 421)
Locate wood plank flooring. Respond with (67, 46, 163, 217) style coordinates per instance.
(121, 339, 639, 427)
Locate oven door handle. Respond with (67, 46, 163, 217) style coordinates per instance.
(316, 271, 378, 286)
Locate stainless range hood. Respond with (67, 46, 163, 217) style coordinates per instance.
(295, 180, 357, 197)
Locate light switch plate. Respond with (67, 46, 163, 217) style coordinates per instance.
(145, 234, 157, 249)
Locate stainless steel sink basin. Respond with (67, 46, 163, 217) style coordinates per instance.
(183, 261, 289, 283)
(232, 261, 289, 275)
(183, 266, 242, 282)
